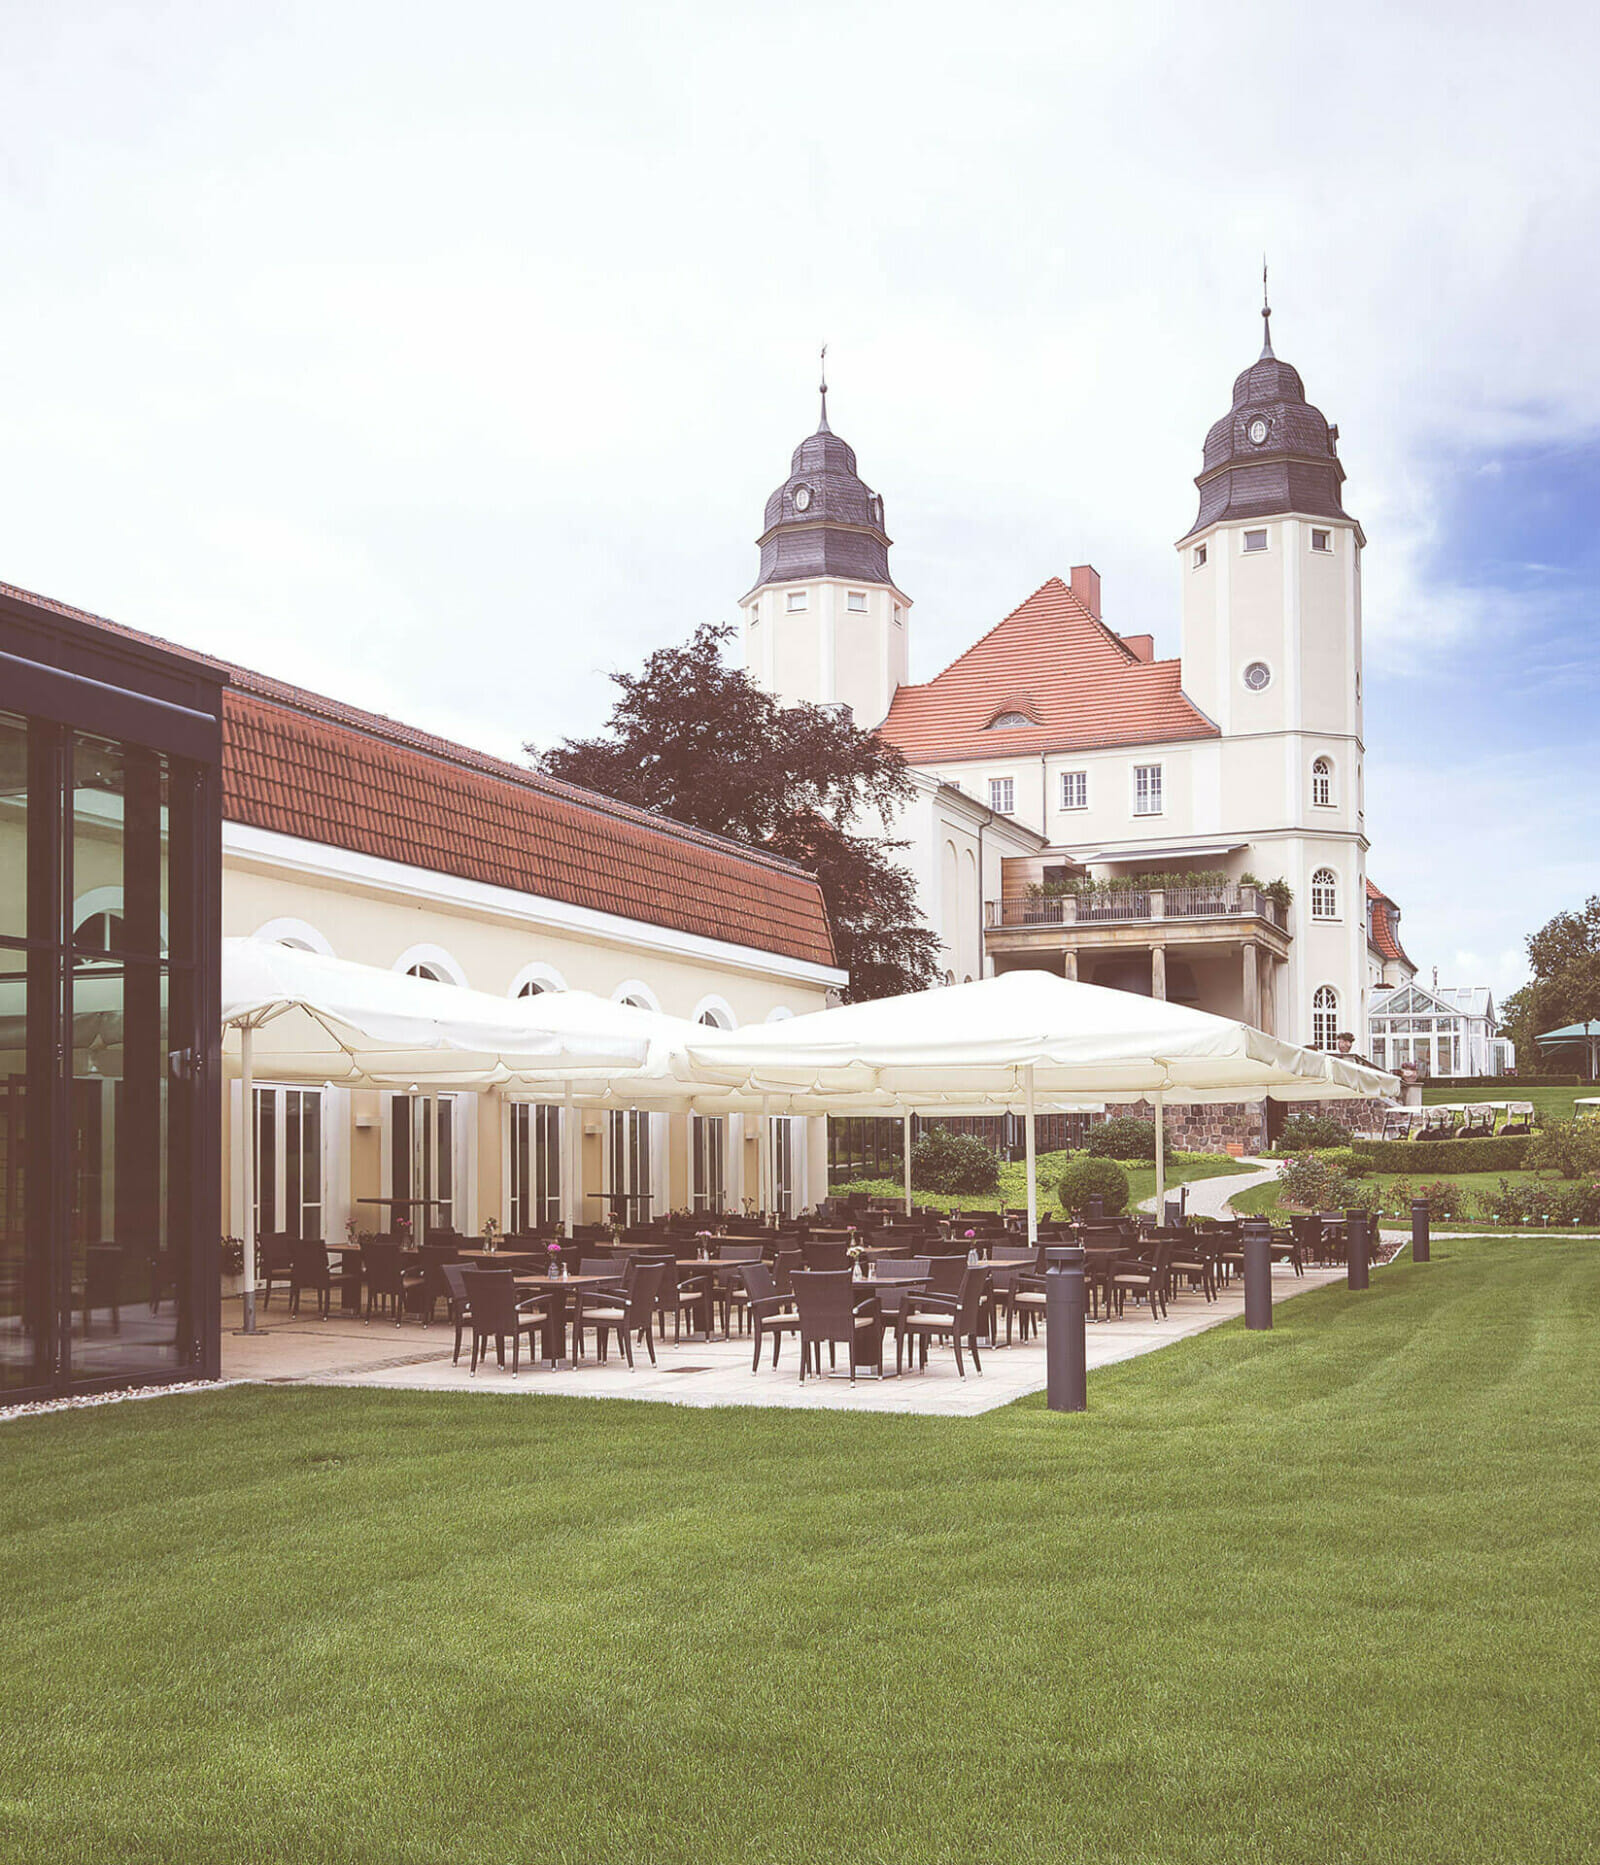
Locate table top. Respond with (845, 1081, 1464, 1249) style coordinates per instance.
(510, 1272, 619, 1291)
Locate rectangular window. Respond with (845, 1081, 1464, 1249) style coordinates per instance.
(1311, 528, 1332, 552)
(846, 590, 868, 613)
(509, 1102, 563, 1232)
(747, 607, 759, 628)
(605, 1109, 652, 1223)
(1242, 528, 1269, 553)
(988, 777, 1015, 815)
(770, 1119, 796, 1219)
(786, 590, 807, 613)
(1133, 764, 1163, 816)
(892, 604, 904, 627)
(691, 1114, 726, 1214)
(1192, 543, 1207, 569)
(1060, 770, 1087, 810)
(391, 1093, 459, 1235)
(253, 1086, 323, 1242)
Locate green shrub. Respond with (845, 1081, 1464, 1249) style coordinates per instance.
(1278, 1113, 1351, 1151)
(1483, 1174, 1600, 1226)
(910, 1127, 1001, 1195)
(1278, 1153, 1378, 1214)
(1057, 1156, 1130, 1218)
(1523, 1120, 1600, 1181)
(1086, 1116, 1166, 1162)
(1353, 1136, 1531, 1173)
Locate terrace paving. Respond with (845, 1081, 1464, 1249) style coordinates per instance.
(221, 1253, 1349, 1417)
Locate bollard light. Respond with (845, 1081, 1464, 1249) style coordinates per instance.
(1347, 1207, 1370, 1291)
(1411, 1198, 1431, 1263)
(1241, 1218, 1273, 1329)
(1045, 1245, 1087, 1413)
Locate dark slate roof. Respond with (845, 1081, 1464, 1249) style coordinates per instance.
(1183, 317, 1360, 541)
(753, 409, 894, 587)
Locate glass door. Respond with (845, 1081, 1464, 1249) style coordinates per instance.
(253, 1087, 324, 1241)
(389, 1093, 459, 1239)
(509, 1102, 562, 1232)
(691, 1114, 726, 1214)
(605, 1110, 652, 1224)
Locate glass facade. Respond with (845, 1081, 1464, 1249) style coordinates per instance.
(0, 629, 220, 1398)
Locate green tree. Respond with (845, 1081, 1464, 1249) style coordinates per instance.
(1502, 896, 1600, 1074)
(531, 624, 942, 1001)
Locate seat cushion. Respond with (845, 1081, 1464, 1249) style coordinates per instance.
(903, 1311, 954, 1327)
(582, 1306, 627, 1322)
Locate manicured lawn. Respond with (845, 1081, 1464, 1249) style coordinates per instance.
(837, 1147, 1247, 1215)
(4, 1238, 1598, 1862)
(1421, 1082, 1591, 1124)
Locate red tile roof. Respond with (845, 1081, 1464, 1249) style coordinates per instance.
(1365, 879, 1413, 968)
(877, 577, 1218, 764)
(0, 577, 838, 971)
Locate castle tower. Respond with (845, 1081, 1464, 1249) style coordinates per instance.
(742, 363, 911, 727)
(1178, 290, 1370, 1049)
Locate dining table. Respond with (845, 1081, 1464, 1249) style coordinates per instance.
(508, 1271, 621, 1365)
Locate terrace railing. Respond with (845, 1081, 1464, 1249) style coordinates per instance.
(986, 884, 1288, 932)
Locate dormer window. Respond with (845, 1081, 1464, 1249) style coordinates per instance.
(786, 590, 808, 613)
(846, 590, 868, 613)
(989, 711, 1031, 729)
(1242, 528, 1269, 553)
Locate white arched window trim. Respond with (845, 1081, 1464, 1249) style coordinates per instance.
(1310, 867, 1339, 921)
(1311, 756, 1335, 809)
(690, 994, 737, 1030)
(72, 884, 173, 952)
(1312, 985, 1340, 1052)
(393, 943, 468, 987)
(250, 916, 335, 956)
(611, 979, 661, 1013)
(765, 1006, 795, 1024)
(510, 961, 569, 997)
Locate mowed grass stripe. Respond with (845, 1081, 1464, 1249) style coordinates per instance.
(2, 1237, 1596, 1864)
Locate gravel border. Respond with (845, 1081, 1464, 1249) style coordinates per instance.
(0, 1378, 234, 1425)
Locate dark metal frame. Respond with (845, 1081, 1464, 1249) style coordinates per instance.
(1, 588, 224, 1399)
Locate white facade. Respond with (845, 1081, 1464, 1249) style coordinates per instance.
(742, 575, 910, 729)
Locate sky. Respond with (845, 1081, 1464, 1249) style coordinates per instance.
(0, 0, 1595, 1002)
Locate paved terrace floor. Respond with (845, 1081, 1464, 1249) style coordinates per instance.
(221, 1256, 1350, 1418)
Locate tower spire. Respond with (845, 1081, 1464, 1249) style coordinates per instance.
(1260, 258, 1275, 360)
(817, 342, 831, 433)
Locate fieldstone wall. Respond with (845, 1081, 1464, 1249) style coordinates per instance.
(1107, 1096, 1388, 1155)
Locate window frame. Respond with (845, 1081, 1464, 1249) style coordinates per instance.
(1310, 527, 1333, 553)
(1311, 756, 1334, 808)
(1310, 867, 1339, 921)
(1132, 763, 1164, 818)
(1192, 542, 1207, 569)
(1312, 985, 1339, 1052)
(845, 589, 869, 613)
(1060, 769, 1087, 811)
(785, 589, 808, 613)
(1241, 527, 1270, 554)
(988, 776, 1016, 816)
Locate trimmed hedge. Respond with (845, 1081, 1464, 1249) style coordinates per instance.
(1352, 1136, 1531, 1173)
(1058, 1156, 1131, 1218)
(911, 1128, 1001, 1195)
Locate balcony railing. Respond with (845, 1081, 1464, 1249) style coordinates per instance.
(986, 884, 1288, 932)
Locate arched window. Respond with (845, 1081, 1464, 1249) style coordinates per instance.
(73, 910, 124, 953)
(989, 711, 1031, 729)
(1311, 867, 1338, 920)
(1312, 757, 1333, 807)
(407, 963, 445, 983)
(1312, 986, 1339, 1051)
(517, 980, 549, 997)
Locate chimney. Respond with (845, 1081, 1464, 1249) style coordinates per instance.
(1069, 564, 1101, 620)
(1120, 634, 1154, 663)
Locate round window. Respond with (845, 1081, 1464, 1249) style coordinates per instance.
(1243, 661, 1272, 691)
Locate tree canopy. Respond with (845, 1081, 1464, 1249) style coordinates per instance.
(531, 624, 942, 1001)
(1502, 895, 1600, 1071)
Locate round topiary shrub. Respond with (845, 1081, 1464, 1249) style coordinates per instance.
(1057, 1155, 1130, 1218)
(910, 1126, 1001, 1195)
(1278, 1113, 1351, 1152)
(1086, 1116, 1166, 1162)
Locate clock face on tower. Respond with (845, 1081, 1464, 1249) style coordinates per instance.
(792, 485, 813, 512)
(1247, 417, 1269, 446)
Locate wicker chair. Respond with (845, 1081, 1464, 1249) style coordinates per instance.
(790, 1270, 881, 1383)
(894, 1263, 990, 1377)
(570, 1260, 666, 1369)
(461, 1267, 549, 1376)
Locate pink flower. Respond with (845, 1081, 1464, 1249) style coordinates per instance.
(547, 1241, 561, 1255)
(964, 1229, 976, 1240)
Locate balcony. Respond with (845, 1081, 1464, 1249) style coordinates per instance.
(986, 883, 1288, 932)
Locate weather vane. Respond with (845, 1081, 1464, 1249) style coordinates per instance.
(819, 342, 829, 430)
(1260, 256, 1274, 358)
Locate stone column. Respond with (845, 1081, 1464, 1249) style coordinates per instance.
(1242, 942, 1258, 1028)
(1151, 945, 1167, 1001)
(1063, 950, 1079, 981)
(1260, 956, 1276, 1035)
